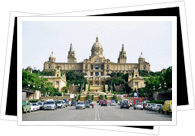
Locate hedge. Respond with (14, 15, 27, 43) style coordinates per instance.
(147, 100, 165, 104)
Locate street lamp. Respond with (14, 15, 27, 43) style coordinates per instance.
(164, 82, 166, 92)
(39, 84, 41, 97)
(33, 82, 35, 100)
(28, 80, 30, 100)
(158, 84, 161, 90)
(153, 85, 155, 91)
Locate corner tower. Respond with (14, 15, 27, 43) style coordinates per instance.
(67, 43, 77, 63)
(118, 44, 127, 63)
(49, 51, 56, 62)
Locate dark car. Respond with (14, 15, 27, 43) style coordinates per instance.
(99, 99, 104, 105)
(85, 101, 90, 108)
(87, 99, 92, 105)
(113, 99, 118, 103)
(71, 101, 76, 106)
(101, 100, 107, 106)
(120, 101, 130, 109)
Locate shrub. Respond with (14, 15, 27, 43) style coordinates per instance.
(100, 95, 103, 99)
(91, 95, 94, 101)
(113, 95, 117, 100)
(105, 95, 107, 99)
(29, 99, 38, 102)
(78, 94, 81, 100)
(87, 95, 90, 100)
(111, 92, 124, 94)
(147, 100, 164, 104)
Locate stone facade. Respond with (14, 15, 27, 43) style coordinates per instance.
(128, 69, 149, 91)
(39, 68, 67, 92)
(44, 37, 150, 91)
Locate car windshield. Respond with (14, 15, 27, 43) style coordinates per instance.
(77, 102, 84, 104)
(57, 101, 62, 103)
(38, 103, 43, 105)
(46, 101, 54, 104)
(137, 103, 142, 105)
(32, 103, 37, 106)
(157, 105, 162, 107)
(111, 100, 115, 103)
(85, 102, 89, 104)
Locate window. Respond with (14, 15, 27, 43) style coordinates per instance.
(96, 81, 99, 85)
(95, 72, 99, 76)
(95, 65, 99, 70)
(57, 74, 59, 77)
(107, 67, 109, 69)
(91, 72, 93, 76)
(56, 81, 59, 84)
(135, 82, 138, 86)
(86, 67, 87, 69)
(101, 72, 103, 76)
(91, 65, 93, 70)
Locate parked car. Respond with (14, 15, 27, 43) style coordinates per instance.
(147, 103, 155, 111)
(38, 102, 44, 110)
(44, 101, 57, 110)
(120, 99, 130, 106)
(145, 103, 151, 110)
(71, 101, 76, 106)
(22, 92, 31, 113)
(99, 99, 104, 105)
(101, 100, 107, 106)
(63, 99, 69, 106)
(129, 101, 133, 107)
(134, 98, 141, 105)
(30, 103, 40, 111)
(144, 100, 150, 103)
(151, 104, 163, 111)
(120, 101, 130, 109)
(76, 102, 85, 109)
(134, 103, 143, 110)
(85, 101, 90, 108)
(142, 103, 147, 109)
(97, 100, 99, 103)
(162, 100, 172, 115)
(110, 100, 117, 106)
(87, 99, 92, 105)
(56, 100, 66, 108)
(158, 106, 163, 113)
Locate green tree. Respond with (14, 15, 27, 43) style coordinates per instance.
(91, 95, 94, 101)
(105, 95, 107, 99)
(61, 86, 69, 93)
(87, 95, 90, 100)
(100, 95, 103, 99)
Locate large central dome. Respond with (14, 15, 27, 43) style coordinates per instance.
(92, 36, 103, 49)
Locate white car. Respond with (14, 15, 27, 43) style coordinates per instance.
(76, 102, 85, 109)
(151, 104, 163, 111)
(30, 103, 40, 111)
(110, 100, 117, 106)
(134, 103, 143, 110)
(148, 103, 155, 110)
(56, 100, 66, 108)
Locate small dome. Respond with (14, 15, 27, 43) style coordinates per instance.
(92, 37, 103, 49)
(139, 52, 144, 58)
(49, 51, 55, 58)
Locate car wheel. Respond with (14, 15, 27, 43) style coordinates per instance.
(141, 109, 143, 110)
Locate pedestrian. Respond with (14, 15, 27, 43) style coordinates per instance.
(91, 101, 94, 109)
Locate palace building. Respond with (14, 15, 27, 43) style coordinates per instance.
(43, 37, 150, 92)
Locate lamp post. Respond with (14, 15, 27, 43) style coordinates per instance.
(39, 84, 41, 97)
(33, 82, 35, 100)
(158, 84, 161, 90)
(164, 82, 166, 92)
(28, 80, 30, 100)
(153, 85, 155, 92)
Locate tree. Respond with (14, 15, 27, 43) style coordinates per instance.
(87, 95, 90, 100)
(105, 95, 107, 99)
(88, 84, 90, 91)
(61, 86, 69, 93)
(100, 95, 103, 99)
(91, 95, 94, 101)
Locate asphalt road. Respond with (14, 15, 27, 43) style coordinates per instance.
(22, 103, 172, 121)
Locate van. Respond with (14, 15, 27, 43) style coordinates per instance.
(162, 100, 172, 115)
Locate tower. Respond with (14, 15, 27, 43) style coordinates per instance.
(117, 44, 127, 63)
(91, 36, 103, 57)
(49, 51, 56, 62)
(138, 52, 145, 63)
(67, 43, 77, 63)
(55, 66, 61, 77)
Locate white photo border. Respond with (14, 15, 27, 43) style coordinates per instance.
(17, 16, 177, 126)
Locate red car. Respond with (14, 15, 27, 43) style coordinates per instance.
(101, 99, 107, 106)
(134, 98, 141, 105)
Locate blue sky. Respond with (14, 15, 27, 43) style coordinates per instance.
(22, 21, 172, 72)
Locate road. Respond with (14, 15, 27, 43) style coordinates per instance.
(22, 103, 172, 121)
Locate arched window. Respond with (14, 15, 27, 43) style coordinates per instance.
(95, 65, 99, 70)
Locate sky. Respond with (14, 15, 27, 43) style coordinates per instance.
(22, 21, 172, 72)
